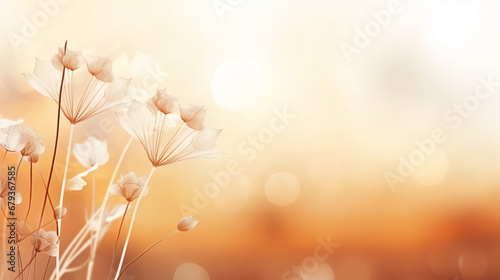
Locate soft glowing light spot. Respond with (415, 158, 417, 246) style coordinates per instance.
(173, 262, 210, 280)
(412, 149, 449, 186)
(211, 56, 266, 111)
(265, 172, 300, 206)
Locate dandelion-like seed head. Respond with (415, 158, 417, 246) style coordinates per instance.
(118, 99, 221, 167)
(25, 46, 131, 124)
(110, 172, 149, 202)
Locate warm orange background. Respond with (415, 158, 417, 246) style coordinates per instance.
(2, 0, 500, 279)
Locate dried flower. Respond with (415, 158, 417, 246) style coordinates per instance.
(52, 46, 85, 71)
(87, 56, 113, 82)
(25, 47, 131, 124)
(67, 137, 109, 191)
(19, 127, 45, 163)
(0, 123, 26, 152)
(177, 215, 198, 232)
(118, 102, 221, 167)
(147, 89, 179, 115)
(180, 104, 206, 130)
(110, 172, 149, 202)
(54, 206, 68, 219)
(73, 137, 109, 169)
(30, 229, 58, 256)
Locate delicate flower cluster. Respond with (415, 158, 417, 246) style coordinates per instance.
(119, 89, 221, 167)
(25, 47, 131, 124)
(1, 45, 221, 279)
(0, 116, 45, 162)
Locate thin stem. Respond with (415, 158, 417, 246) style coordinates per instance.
(43, 257, 52, 280)
(16, 243, 23, 280)
(23, 163, 33, 229)
(0, 150, 7, 169)
(117, 230, 178, 279)
(14, 252, 37, 280)
(92, 170, 96, 215)
(33, 255, 38, 280)
(86, 136, 133, 280)
(36, 40, 67, 280)
(56, 123, 75, 279)
(113, 167, 156, 280)
(107, 202, 130, 280)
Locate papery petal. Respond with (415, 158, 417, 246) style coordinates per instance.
(180, 104, 206, 130)
(0, 118, 23, 129)
(52, 47, 85, 71)
(87, 57, 114, 82)
(43, 244, 59, 257)
(73, 137, 109, 169)
(192, 128, 221, 151)
(0, 123, 26, 152)
(104, 77, 131, 102)
(67, 164, 99, 191)
(24, 59, 61, 101)
(117, 102, 156, 140)
(147, 89, 179, 115)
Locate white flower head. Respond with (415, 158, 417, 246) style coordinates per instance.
(54, 206, 68, 219)
(30, 229, 59, 257)
(86, 56, 113, 82)
(52, 46, 85, 71)
(177, 215, 198, 232)
(0, 123, 26, 152)
(110, 172, 149, 202)
(20, 127, 45, 163)
(147, 89, 179, 115)
(73, 137, 109, 169)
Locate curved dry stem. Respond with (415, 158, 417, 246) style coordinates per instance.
(56, 123, 75, 279)
(107, 202, 130, 280)
(113, 167, 156, 280)
(86, 136, 133, 280)
(117, 230, 178, 279)
(36, 40, 67, 280)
